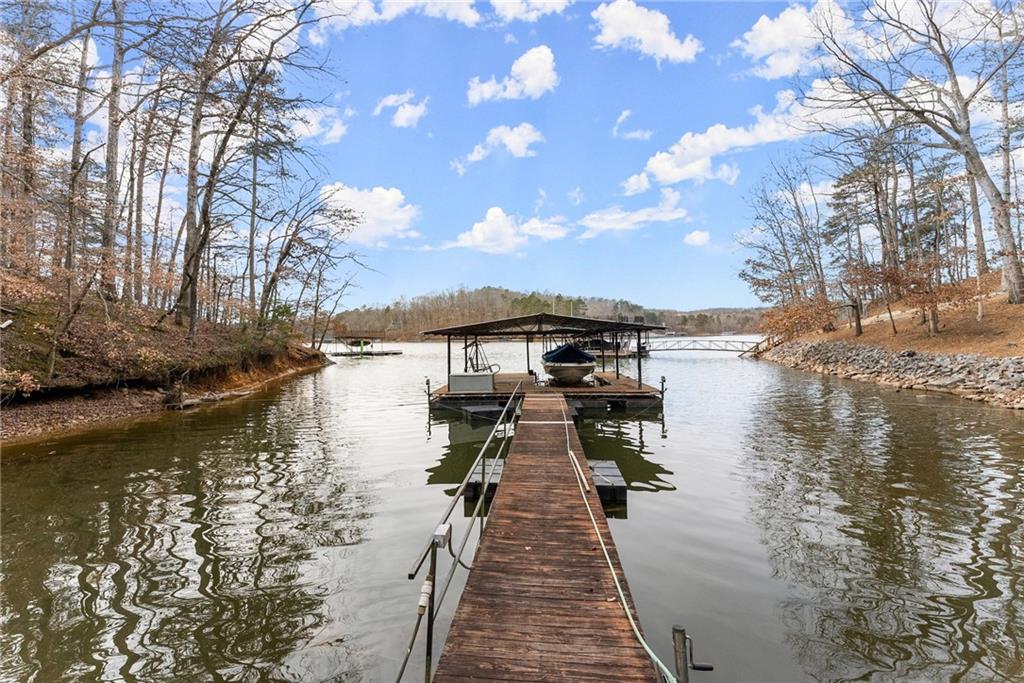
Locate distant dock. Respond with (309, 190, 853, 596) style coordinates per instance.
(320, 331, 402, 358)
(329, 349, 403, 357)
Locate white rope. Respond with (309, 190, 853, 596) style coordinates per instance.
(558, 402, 677, 683)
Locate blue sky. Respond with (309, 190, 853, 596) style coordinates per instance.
(295, 1, 814, 310)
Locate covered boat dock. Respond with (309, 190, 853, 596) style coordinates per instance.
(423, 313, 665, 411)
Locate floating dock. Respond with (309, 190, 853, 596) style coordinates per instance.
(329, 349, 403, 357)
(431, 372, 662, 412)
(432, 395, 658, 681)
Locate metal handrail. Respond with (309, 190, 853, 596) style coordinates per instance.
(396, 382, 522, 682)
(406, 381, 522, 580)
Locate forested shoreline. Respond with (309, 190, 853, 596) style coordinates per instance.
(1, 0, 360, 391)
(332, 286, 763, 339)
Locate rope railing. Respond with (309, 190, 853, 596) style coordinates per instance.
(557, 402, 679, 682)
(395, 382, 523, 682)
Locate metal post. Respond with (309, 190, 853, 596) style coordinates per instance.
(673, 626, 689, 683)
(463, 336, 468, 373)
(425, 543, 437, 683)
(600, 333, 606, 372)
(636, 329, 642, 389)
(525, 334, 531, 374)
(446, 336, 451, 379)
(614, 332, 620, 379)
(672, 624, 714, 682)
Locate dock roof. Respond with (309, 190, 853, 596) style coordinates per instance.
(422, 312, 664, 337)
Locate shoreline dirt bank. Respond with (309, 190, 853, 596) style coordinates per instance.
(1, 345, 329, 448)
(766, 341, 1024, 410)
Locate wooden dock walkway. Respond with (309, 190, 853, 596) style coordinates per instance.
(432, 395, 658, 682)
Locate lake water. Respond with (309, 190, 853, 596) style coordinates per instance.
(2, 341, 1023, 682)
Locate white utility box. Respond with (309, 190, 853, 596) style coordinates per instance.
(448, 372, 496, 393)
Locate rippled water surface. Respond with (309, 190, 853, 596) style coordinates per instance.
(3, 342, 1023, 681)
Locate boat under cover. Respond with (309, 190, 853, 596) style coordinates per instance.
(542, 344, 597, 385)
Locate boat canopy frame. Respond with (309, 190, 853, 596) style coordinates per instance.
(423, 313, 665, 388)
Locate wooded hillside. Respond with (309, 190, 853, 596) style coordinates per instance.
(333, 286, 763, 338)
(737, 1, 1024, 339)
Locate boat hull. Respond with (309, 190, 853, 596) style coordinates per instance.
(543, 361, 596, 385)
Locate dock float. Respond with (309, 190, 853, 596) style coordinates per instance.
(465, 457, 627, 506)
(432, 395, 658, 682)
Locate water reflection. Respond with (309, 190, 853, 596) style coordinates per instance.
(577, 417, 675, 493)
(1, 385, 372, 681)
(743, 377, 1024, 681)
(4, 344, 1024, 682)
(424, 409, 674, 520)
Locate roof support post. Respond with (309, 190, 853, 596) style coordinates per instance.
(447, 335, 451, 379)
(600, 333, 606, 372)
(614, 332, 620, 379)
(463, 336, 468, 373)
(637, 329, 643, 389)
(526, 334, 531, 375)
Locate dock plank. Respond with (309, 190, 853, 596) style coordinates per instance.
(432, 395, 657, 682)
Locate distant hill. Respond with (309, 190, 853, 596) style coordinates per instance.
(335, 287, 763, 339)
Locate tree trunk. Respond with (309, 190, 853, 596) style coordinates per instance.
(134, 74, 162, 303)
(149, 99, 183, 306)
(100, 0, 125, 299)
(964, 144, 1023, 303)
(966, 164, 988, 277)
(247, 107, 260, 315)
(63, 22, 92, 275)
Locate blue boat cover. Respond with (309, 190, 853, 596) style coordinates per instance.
(541, 344, 596, 364)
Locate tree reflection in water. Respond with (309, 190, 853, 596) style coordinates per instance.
(1, 381, 372, 682)
(743, 378, 1024, 681)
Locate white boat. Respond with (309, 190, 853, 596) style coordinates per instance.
(541, 344, 597, 385)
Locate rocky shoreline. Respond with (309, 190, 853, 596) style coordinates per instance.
(765, 341, 1024, 410)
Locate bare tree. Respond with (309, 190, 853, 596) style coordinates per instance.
(813, 0, 1024, 301)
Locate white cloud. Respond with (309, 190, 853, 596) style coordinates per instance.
(374, 90, 429, 127)
(444, 207, 569, 254)
(622, 129, 652, 141)
(392, 98, 428, 127)
(683, 229, 710, 246)
(448, 207, 528, 254)
(578, 187, 687, 238)
(731, 0, 850, 79)
(453, 122, 545, 174)
(323, 118, 349, 143)
(467, 45, 559, 105)
(491, 0, 572, 23)
(533, 187, 548, 213)
(629, 87, 845, 190)
(522, 216, 569, 239)
(322, 182, 420, 246)
(291, 105, 355, 144)
(373, 90, 413, 115)
(567, 187, 584, 206)
(591, 0, 702, 65)
(313, 0, 480, 38)
(611, 108, 652, 140)
(621, 172, 650, 196)
(504, 32, 518, 44)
